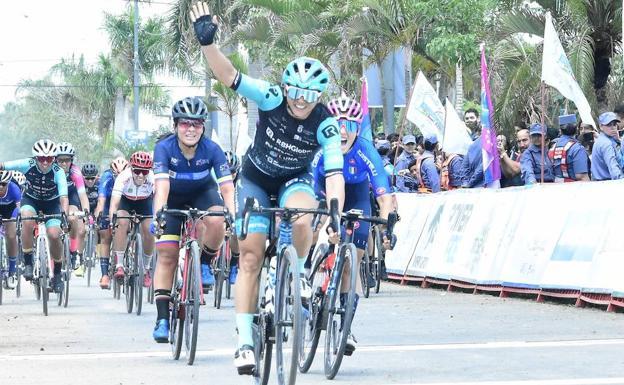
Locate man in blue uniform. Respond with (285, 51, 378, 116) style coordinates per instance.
(520, 123, 555, 184)
(591, 112, 623, 181)
(549, 114, 590, 182)
(408, 134, 440, 193)
(395, 134, 418, 192)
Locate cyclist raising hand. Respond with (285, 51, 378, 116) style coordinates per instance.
(191, 2, 345, 375)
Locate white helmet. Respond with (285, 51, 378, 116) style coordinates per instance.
(0, 170, 12, 184)
(32, 139, 57, 157)
(11, 171, 26, 186)
(56, 142, 75, 157)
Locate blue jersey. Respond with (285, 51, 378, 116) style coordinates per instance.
(313, 137, 391, 198)
(0, 181, 21, 206)
(232, 73, 343, 178)
(3, 158, 67, 201)
(98, 169, 115, 199)
(153, 134, 232, 194)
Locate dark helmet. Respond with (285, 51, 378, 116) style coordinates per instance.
(81, 163, 99, 178)
(172, 97, 209, 120)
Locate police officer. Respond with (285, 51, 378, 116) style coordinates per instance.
(549, 114, 590, 182)
(395, 134, 419, 192)
(408, 134, 441, 193)
(591, 112, 624, 181)
(520, 123, 555, 184)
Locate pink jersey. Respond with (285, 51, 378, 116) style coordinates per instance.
(67, 164, 86, 193)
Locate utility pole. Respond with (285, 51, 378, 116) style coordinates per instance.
(133, 0, 140, 132)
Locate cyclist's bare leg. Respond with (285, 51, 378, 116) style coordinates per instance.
(153, 244, 177, 292)
(47, 226, 64, 279)
(235, 233, 265, 313)
(198, 205, 226, 251)
(69, 205, 86, 252)
(140, 219, 154, 269)
(341, 248, 364, 294)
(20, 208, 36, 252)
(283, 191, 317, 263)
(4, 221, 17, 257)
(112, 209, 130, 266)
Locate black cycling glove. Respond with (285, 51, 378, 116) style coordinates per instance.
(193, 14, 218, 46)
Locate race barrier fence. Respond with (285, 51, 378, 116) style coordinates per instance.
(385, 181, 624, 311)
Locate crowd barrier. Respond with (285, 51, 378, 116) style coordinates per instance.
(385, 181, 624, 311)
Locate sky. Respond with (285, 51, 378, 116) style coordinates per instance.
(0, 0, 200, 116)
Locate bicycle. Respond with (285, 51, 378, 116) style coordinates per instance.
(213, 222, 233, 309)
(240, 197, 339, 385)
(298, 208, 397, 379)
(147, 250, 157, 304)
(19, 212, 70, 315)
(82, 213, 97, 287)
(155, 207, 230, 365)
(112, 212, 151, 316)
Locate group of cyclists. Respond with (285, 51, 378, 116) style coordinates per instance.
(0, 2, 398, 379)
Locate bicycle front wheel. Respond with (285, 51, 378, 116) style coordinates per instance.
(373, 226, 383, 294)
(324, 243, 358, 379)
(170, 263, 183, 360)
(360, 250, 370, 299)
(124, 244, 135, 314)
(274, 245, 301, 385)
(38, 240, 49, 316)
(183, 241, 202, 365)
(134, 233, 144, 316)
(213, 242, 226, 309)
(62, 235, 71, 308)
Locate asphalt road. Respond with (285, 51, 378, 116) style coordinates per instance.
(1, 274, 623, 385)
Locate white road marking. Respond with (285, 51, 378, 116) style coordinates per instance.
(1, 338, 623, 361)
(385, 378, 624, 385)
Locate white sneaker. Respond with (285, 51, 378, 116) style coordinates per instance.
(345, 333, 357, 356)
(234, 345, 255, 375)
(299, 274, 312, 300)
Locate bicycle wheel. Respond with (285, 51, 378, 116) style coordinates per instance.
(213, 243, 226, 309)
(183, 241, 202, 365)
(252, 312, 273, 385)
(373, 226, 383, 294)
(86, 230, 96, 287)
(0, 239, 5, 305)
(134, 233, 144, 316)
(324, 243, 358, 379)
(274, 245, 301, 385)
(360, 249, 370, 299)
(125, 240, 135, 314)
(113, 269, 121, 299)
(298, 243, 329, 373)
(16, 248, 23, 298)
(147, 251, 156, 304)
(63, 235, 71, 308)
(38, 238, 49, 316)
(169, 263, 183, 360)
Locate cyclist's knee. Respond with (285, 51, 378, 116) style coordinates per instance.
(47, 227, 62, 240)
(238, 251, 263, 274)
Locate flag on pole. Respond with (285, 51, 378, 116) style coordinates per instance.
(358, 77, 373, 142)
(541, 12, 596, 128)
(480, 45, 501, 188)
(443, 98, 472, 155)
(405, 71, 444, 140)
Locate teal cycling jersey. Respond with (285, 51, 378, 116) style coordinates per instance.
(3, 158, 68, 200)
(232, 73, 343, 178)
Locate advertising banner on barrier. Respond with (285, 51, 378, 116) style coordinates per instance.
(408, 196, 446, 277)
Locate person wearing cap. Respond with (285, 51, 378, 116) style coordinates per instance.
(548, 114, 589, 182)
(407, 134, 441, 193)
(520, 123, 555, 184)
(590, 112, 624, 181)
(395, 134, 419, 192)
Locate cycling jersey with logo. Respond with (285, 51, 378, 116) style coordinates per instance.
(112, 168, 154, 200)
(313, 137, 391, 198)
(3, 158, 68, 200)
(232, 73, 343, 178)
(86, 183, 98, 210)
(0, 181, 21, 205)
(65, 163, 86, 194)
(153, 134, 232, 193)
(98, 169, 115, 199)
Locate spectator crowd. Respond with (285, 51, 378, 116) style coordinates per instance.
(375, 106, 624, 193)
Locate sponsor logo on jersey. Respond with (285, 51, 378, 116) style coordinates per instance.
(349, 166, 357, 175)
(376, 187, 387, 195)
(171, 158, 179, 165)
(196, 159, 210, 166)
(276, 138, 308, 154)
(297, 125, 304, 133)
(356, 149, 378, 177)
(266, 127, 275, 140)
(219, 163, 230, 173)
(321, 125, 339, 139)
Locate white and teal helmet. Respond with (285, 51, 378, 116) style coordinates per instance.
(282, 57, 329, 93)
(32, 139, 57, 157)
(56, 142, 76, 157)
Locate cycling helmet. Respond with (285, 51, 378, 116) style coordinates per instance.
(282, 57, 329, 93)
(327, 95, 363, 121)
(11, 171, 26, 186)
(130, 151, 153, 169)
(0, 170, 12, 184)
(172, 97, 209, 120)
(110, 157, 128, 175)
(32, 139, 57, 157)
(56, 142, 76, 157)
(224, 151, 240, 174)
(81, 162, 98, 178)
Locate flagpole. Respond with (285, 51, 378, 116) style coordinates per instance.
(392, 79, 418, 163)
(540, 81, 546, 184)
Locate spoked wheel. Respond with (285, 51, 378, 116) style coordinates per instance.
(274, 245, 302, 385)
(298, 243, 329, 373)
(125, 241, 135, 314)
(0, 244, 5, 305)
(170, 264, 184, 360)
(86, 231, 96, 287)
(372, 226, 384, 294)
(63, 236, 71, 308)
(360, 250, 370, 299)
(252, 313, 273, 385)
(134, 234, 144, 316)
(213, 243, 226, 309)
(324, 243, 358, 380)
(183, 242, 202, 365)
(113, 272, 121, 300)
(38, 248, 49, 316)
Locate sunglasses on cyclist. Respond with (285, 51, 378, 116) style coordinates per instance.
(285, 85, 321, 103)
(56, 156, 73, 163)
(36, 156, 55, 163)
(338, 118, 359, 133)
(84, 177, 96, 181)
(132, 168, 149, 176)
(0, 182, 7, 187)
(177, 119, 204, 130)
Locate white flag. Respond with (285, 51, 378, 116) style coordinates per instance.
(405, 71, 444, 139)
(541, 12, 596, 128)
(443, 99, 472, 155)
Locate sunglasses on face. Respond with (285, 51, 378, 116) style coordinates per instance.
(56, 157, 73, 163)
(36, 156, 54, 163)
(285, 85, 321, 103)
(338, 119, 359, 133)
(132, 168, 149, 176)
(85, 177, 96, 181)
(0, 182, 7, 187)
(177, 119, 204, 130)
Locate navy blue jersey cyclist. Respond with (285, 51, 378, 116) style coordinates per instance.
(151, 96, 235, 343)
(313, 95, 396, 355)
(0, 139, 69, 293)
(190, 2, 345, 375)
(0, 170, 22, 289)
